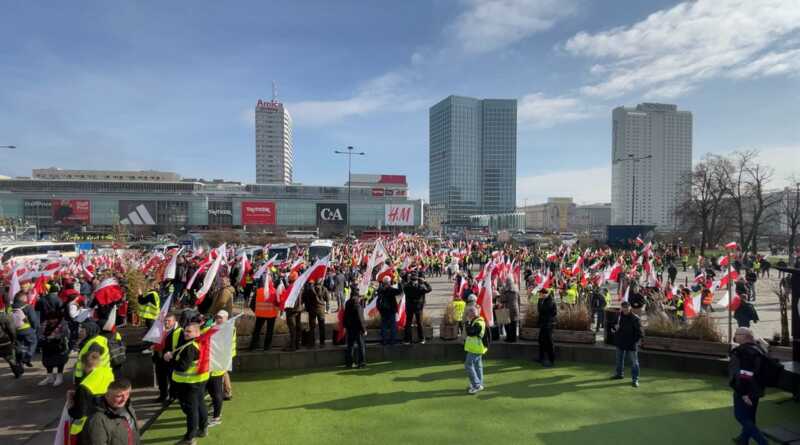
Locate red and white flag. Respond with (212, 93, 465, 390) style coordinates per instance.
(253, 254, 278, 280)
(143, 294, 173, 348)
(376, 263, 394, 283)
(724, 241, 738, 250)
(684, 293, 702, 318)
(396, 293, 407, 329)
(635, 235, 644, 246)
(718, 255, 730, 268)
(196, 244, 226, 306)
(237, 253, 252, 287)
(280, 256, 329, 310)
(476, 263, 495, 327)
(195, 314, 241, 376)
(163, 248, 183, 282)
(94, 277, 124, 305)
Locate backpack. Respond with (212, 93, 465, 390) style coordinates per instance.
(107, 336, 127, 368)
(758, 355, 784, 388)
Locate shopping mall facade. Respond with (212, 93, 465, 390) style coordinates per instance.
(0, 176, 422, 236)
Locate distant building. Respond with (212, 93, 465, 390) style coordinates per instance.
(346, 174, 408, 197)
(255, 99, 293, 184)
(429, 95, 517, 227)
(574, 203, 612, 232)
(518, 197, 575, 232)
(611, 103, 692, 229)
(32, 168, 179, 182)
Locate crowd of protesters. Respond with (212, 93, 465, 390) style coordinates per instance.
(0, 235, 794, 445)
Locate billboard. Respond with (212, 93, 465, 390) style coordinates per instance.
(119, 201, 157, 225)
(241, 201, 276, 225)
(208, 201, 233, 226)
(316, 203, 347, 226)
(385, 204, 414, 226)
(52, 200, 90, 225)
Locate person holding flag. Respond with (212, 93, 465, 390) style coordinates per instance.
(152, 313, 179, 404)
(164, 321, 209, 445)
(248, 272, 279, 352)
(376, 276, 402, 346)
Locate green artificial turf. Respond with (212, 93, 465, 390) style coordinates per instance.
(143, 360, 800, 445)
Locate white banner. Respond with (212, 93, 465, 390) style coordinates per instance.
(384, 204, 414, 226)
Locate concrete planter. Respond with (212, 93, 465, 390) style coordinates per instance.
(236, 333, 290, 350)
(364, 326, 433, 343)
(641, 336, 728, 357)
(519, 327, 596, 344)
(440, 323, 460, 341)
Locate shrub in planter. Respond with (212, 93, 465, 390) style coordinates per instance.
(556, 305, 592, 331)
(522, 308, 539, 328)
(645, 314, 722, 342)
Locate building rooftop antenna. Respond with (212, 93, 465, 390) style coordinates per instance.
(272, 81, 278, 103)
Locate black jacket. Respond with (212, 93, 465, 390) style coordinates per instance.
(402, 280, 432, 309)
(614, 312, 643, 351)
(734, 302, 759, 327)
(537, 296, 557, 328)
(376, 285, 402, 317)
(729, 342, 766, 398)
(590, 290, 607, 310)
(343, 298, 365, 333)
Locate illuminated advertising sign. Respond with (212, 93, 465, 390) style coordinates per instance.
(52, 200, 91, 225)
(241, 201, 276, 225)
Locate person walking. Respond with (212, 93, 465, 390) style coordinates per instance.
(79, 378, 140, 445)
(376, 277, 402, 346)
(537, 289, 557, 367)
(164, 322, 209, 445)
(343, 289, 366, 368)
(69, 352, 114, 440)
(334, 269, 346, 312)
(38, 316, 70, 387)
(734, 299, 759, 328)
(464, 306, 487, 394)
(402, 272, 432, 344)
(729, 327, 768, 445)
(11, 292, 39, 369)
(0, 308, 23, 377)
(611, 301, 643, 387)
(153, 313, 179, 404)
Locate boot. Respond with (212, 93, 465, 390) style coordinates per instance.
(38, 374, 55, 386)
(53, 373, 64, 387)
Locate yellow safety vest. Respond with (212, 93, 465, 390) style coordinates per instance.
(172, 341, 209, 384)
(139, 291, 160, 320)
(464, 317, 487, 355)
(566, 287, 578, 305)
(69, 366, 114, 436)
(74, 336, 110, 381)
(170, 327, 183, 351)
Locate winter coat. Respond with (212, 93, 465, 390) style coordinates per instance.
(376, 285, 402, 318)
(500, 288, 520, 322)
(41, 319, 70, 369)
(302, 283, 328, 314)
(343, 297, 366, 333)
(208, 285, 234, 317)
(537, 296, 557, 328)
(402, 280, 432, 310)
(729, 342, 767, 398)
(734, 302, 759, 327)
(78, 399, 140, 445)
(614, 312, 643, 351)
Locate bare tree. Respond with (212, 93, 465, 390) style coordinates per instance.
(674, 154, 734, 255)
(723, 150, 780, 254)
(782, 176, 800, 265)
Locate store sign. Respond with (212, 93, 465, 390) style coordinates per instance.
(52, 200, 91, 225)
(24, 200, 52, 209)
(241, 201, 276, 225)
(316, 203, 347, 225)
(256, 99, 281, 112)
(119, 201, 157, 225)
(385, 204, 414, 226)
(208, 209, 232, 217)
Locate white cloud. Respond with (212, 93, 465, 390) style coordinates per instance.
(706, 145, 800, 189)
(517, 166, 610, 205)
(449, 0, 578, 54)
(288, 70, 428, 126)
(564, 0, 800, 99)
(518, 92, 595, 128)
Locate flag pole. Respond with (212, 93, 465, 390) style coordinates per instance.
(727, 250, 733, 350)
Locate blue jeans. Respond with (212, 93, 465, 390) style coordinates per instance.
(16, 329, 37, 365)
(733, 394, 767, 444)
(615, 348, 639, 382)
(465, 352, 483, 389)
(380, 316, 397, 345)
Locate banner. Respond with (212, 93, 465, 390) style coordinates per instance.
(316, 203, 347, 226)
(119, 201, 157, 225)
(385, 204, 414, 226)
(52, 200, 90, 225)
(241, 201, 276, 225)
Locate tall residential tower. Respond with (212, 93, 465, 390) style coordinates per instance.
(429, 95, 517, 227)
(255, 97, 293, 184)
(611, 103, 692, 229)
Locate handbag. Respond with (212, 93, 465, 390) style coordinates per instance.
(495, 308, 511, 326)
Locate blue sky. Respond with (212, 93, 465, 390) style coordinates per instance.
(1, 0, 798, 204)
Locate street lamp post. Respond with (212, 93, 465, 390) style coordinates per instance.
(0, 145, 16, 149)
(613, 153, 653, 224)
(334, 146, 365, 238)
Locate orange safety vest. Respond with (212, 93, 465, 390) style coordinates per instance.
(701, 290, 713, 306)
(254, 288, 278, 318)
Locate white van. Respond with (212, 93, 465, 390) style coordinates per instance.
(0, 242, 77, 263)
(308, 239, 334, 261)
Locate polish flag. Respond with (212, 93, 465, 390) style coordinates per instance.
(665, 285, 677, 301)
(6, 264, 22, 305)
(546, 252, 558, 262)
(163, 248, 183, 282)
(143, 294, 174, 350)
(196, 244, 226, 306)
(719, 270, 739, 288)
(94, 277, 124, 305)
(532, 272, 553, 294)
(571, 255, 584, 276)
(280, 256, 329, 311)
(715, 291, 743, 310)
(589, 259, 603, 271)
(364, 294, 379, 319)
(635, 235, 644, 246)
(253, 254, 278, 281)
(476, 264, 495, 326)
(376, 263, 394, 283)
(195, 314, 241, 376)
(622, 285, 630, 302)
(694, 270, 707, 284)
(605, 262, 623, 282)
(718, 255, 730, 267)
(289, 258, 305, 276)
(725, 241, 738, 250)
(238, 254, 252, 287)
(684, 294, 702, 318)
(396, 293, 407, 329)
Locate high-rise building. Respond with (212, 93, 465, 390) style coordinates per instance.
(429, 95, 516, 227)
(611, 103, 692, 229)
(255, 98, 293, 184)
